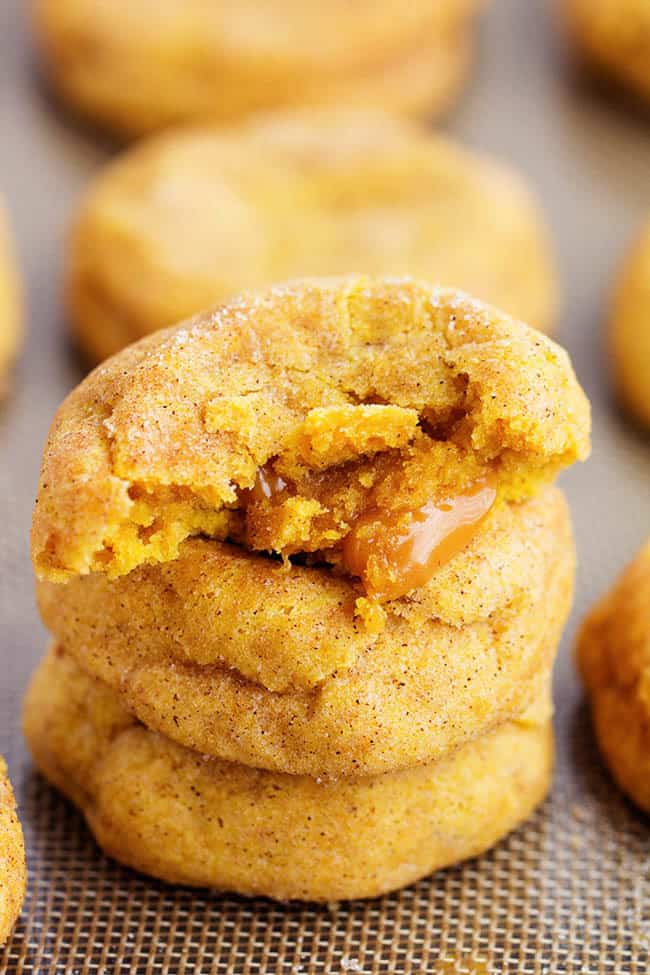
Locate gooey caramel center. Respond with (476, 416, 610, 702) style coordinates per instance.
(341, 478, 497, 601)
(249, 467, 289, 504)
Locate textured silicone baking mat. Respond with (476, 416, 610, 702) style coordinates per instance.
(1, 1, 650, 972)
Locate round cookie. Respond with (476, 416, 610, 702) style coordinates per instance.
(68, 112, 558, 363)
(38, 487, 575, 778)
(0, 759, 26, 946)
(563, 0, 650, 106)
(33, 0, 482, 138)
(577, 540, 650, 812)
(609, 220, 650, 429)
(0, 202, 22, 395)
(24, 646, 553, 902)
(32, 278, 589, 776)
(32, 278, 590, 583)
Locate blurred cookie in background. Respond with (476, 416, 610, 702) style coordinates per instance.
(0, 202, 22, 396)
(34, 0, 485, 139)
(610, 220, 650, 429)
(0, 758, 26, 946)
(66, 111, 558, 363)
(577, 541, 650, 812)
(563, 1, 650, 107)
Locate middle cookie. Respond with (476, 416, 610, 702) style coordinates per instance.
(38, 486, 574, 779)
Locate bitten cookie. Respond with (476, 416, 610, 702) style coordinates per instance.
(24, 646, 553, 902)
(0, 202, 22, 395)
(34, 0, 483, 138)
(577, 540, 650, 812)
(0, 759, 26, 946)
(563, 0, 650, 106)
(33, 277, 589, 776)
(67, 112, 558, 363)
(609, 221, 650, 429)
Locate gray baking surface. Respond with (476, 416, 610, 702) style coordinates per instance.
(1, 0, 649, 972)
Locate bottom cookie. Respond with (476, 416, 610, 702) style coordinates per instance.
(577, 540, 650, 812)
(0, 758, 26, 945)
(25, 647, 553, 901)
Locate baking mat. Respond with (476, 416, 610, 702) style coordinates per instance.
(1, 0, 649, 972)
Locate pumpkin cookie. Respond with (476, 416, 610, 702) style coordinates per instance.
(34, 0, 483, 139)
(0, 759, 26, 946)
(32, 277, 590, 583)
(563, 0, 650, 106)
(38, 486, 574, 777)
(0, 202, 22, 395)
(32, 278, 589, 777)
(24, 646, 553, 902)
(577, 540, 650, 812)
(68, 112, 557, 363)
(609, 220, 650, 429)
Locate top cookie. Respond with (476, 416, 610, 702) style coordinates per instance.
(32, 276, 590, 584)
(563, 0, 650, 104)
(34, 0, 482, 137)
(68, 112, 558, 363)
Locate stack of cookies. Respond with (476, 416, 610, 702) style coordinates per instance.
(33, 0, 486, 138)
(25, 277, 590, 901)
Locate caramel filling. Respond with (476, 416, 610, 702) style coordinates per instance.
(238, 460, 496, 606)
(341, 478, 497, 601)
(248, 467, 290, 505)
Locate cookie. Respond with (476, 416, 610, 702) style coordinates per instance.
(0, 759, 26, 946)
(34, 0, 482, 138)
(24, 646, 553, 902)
(0, 202, 22, 395)
(563, 0, 650, 105)
(38, 486, 574, 778)
(609, 221, 650, 428)
(31, 276, 590, 584)
(577, 540, 650, 812)
(68, 112, 558, 363)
